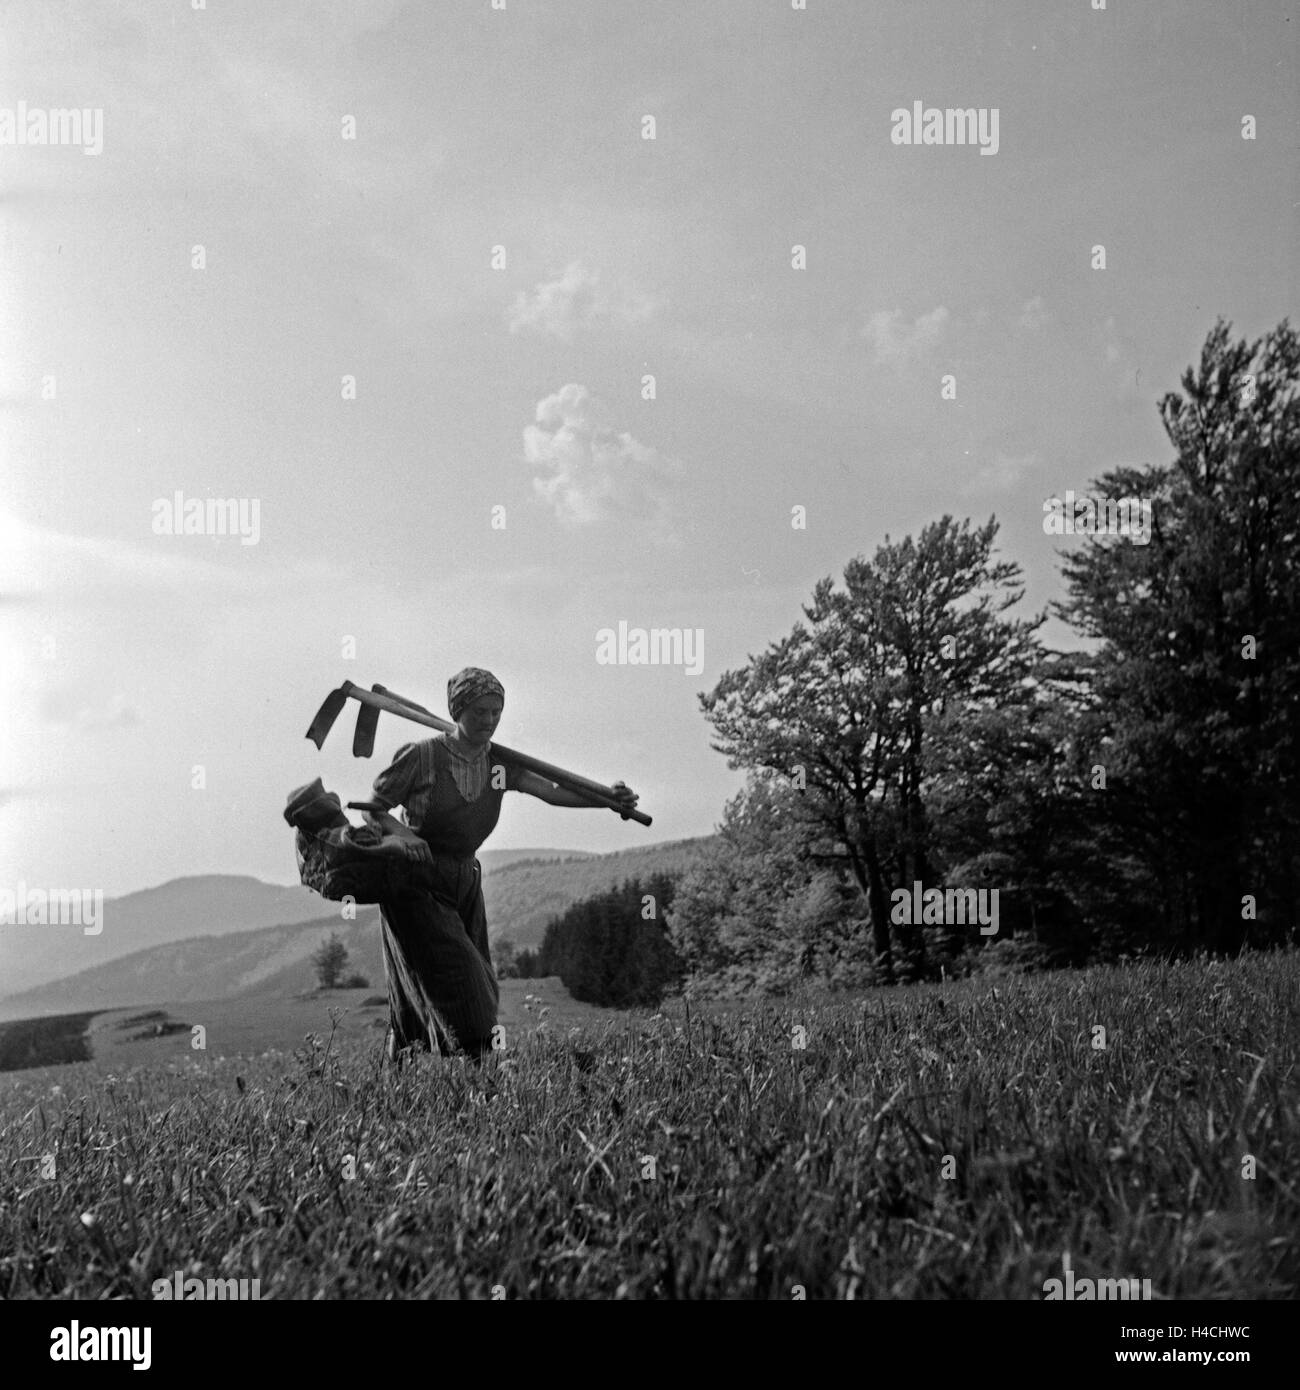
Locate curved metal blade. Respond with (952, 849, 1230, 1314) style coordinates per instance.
(352, 685, 384, 758)
(305, 686, 348, 748)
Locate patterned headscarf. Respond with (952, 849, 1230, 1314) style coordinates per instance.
(447, 667, 505, 721)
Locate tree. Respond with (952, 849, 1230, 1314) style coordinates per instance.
(311, 933, 349, 990)
(1055, 318, 1300, 953)
(923, 668, 1124, 968)
(493, 937, 519, 980)
(701, 516, 1043, 982)
(667, 772, 872, 995)
(537, 875, 684, 1006)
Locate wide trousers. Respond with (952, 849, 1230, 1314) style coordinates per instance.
(378, 854, 499, 1061)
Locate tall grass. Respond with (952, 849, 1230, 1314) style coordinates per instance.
(1, 953, 1296, 1298)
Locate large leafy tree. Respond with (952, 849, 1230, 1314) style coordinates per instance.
(1056, 318, 1300, 952)
(701, 516, 1043, 982)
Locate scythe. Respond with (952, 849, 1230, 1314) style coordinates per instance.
(305, 680, 652, 826)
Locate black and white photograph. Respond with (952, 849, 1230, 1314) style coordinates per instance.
(1, 0, 1296, 1351)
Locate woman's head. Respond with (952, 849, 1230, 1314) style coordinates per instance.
(447, 667, 505, 746)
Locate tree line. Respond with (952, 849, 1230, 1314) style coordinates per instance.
(668, 319, 1299, 993)
(498, 874, 683, 1007)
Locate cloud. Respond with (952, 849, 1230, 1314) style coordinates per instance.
(522, 384, 682, 534)
(39, 688, 140, 730)
(962, 451, 1039, 494)
(1101, 317, 1145, 402)
(218, 56, 324, 147)
(508, 262, 657, 342)
(861, 306, 950, 366)
(1103, 316, 1124, 365)
(0, 509, 342, 600)
(0, 508, 253, 598)
(1016, 296, 1048, 331)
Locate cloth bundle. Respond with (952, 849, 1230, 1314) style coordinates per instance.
(284, 777, 435, 904)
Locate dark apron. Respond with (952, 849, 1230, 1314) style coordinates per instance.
(378, 739, 508, 1061)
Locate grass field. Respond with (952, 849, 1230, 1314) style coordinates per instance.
(0, 954, 1296, 1299)
(0, 977, 609, 1075)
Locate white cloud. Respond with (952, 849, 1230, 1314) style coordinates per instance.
(0, 508, 249, 598)
(40, 688, 139, 730)
(522, 384, 681, 533)
(0, 509, 340, 599)
(508, 262, 657, 342)
(218, 56, 323, 146)
(1016, 296, 1048, 331)
(1101, 317, 1145, 402)
(1102, 315, 1135, 366)
(962, 451, 1039, 494)
(862, 306, 950, 366)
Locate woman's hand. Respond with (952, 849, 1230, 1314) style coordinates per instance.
(610, 781, 639, 818)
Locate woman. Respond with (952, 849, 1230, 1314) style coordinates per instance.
(366, 666, 639, 1064)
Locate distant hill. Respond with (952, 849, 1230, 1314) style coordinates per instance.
(0, 853, 591, 1000)
(478, 847, 596, 874)
(0, 909, 386, 1022)
(483, 837, 713, 950)
(0, 874, 340, 999)
(0, 839, 712, 1018)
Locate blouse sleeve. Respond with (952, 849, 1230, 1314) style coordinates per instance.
(370, 741, 424, 811)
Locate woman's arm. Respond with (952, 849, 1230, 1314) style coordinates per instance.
(513, 768, 639, 813)
(367, 742, 422, 821)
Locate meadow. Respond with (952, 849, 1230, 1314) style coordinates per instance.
(0, 953, 1296, 1300)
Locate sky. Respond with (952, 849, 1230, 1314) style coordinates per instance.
(1, 0, 1296, 900)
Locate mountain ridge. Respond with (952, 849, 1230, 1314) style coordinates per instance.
(0, 837, 712, 1019)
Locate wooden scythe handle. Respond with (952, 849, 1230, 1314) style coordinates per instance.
(339, 681, 653, 827)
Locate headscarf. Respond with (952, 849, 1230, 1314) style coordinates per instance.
(447, 667, 505, 721)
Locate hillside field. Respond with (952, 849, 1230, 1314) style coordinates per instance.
(0, 953, 1295, 1299)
